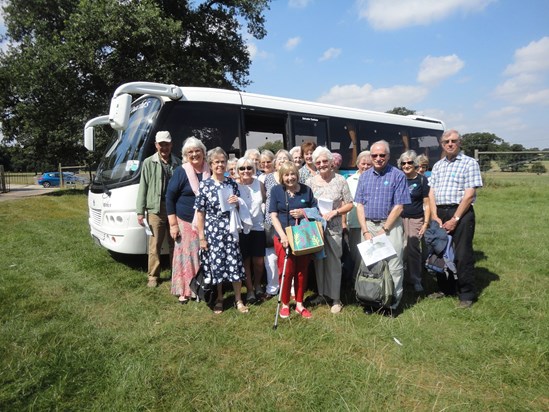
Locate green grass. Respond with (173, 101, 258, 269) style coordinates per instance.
(1, 176, 548, 411)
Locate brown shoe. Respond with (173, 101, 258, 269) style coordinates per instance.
(147, 277, 158, 288)
(428, 292, 445, 299)
(458, 300, 473, 309)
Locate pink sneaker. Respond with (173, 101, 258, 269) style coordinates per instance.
(295, 307, 312, 319)
(279, 307, 290, 318)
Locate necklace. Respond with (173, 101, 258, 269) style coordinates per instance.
(286, 184, 299, 198)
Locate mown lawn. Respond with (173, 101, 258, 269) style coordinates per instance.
(1, 174, 548, 411)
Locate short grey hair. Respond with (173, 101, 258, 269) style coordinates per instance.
(289, 146, 301, 156)
(311, 146, 333, 164)
(236, 156, 256, 173)
(206, 147, 228, 165)
(398, 150, 418, 168)
(181, 136, 207, 162)
(356, 150, 371, 166)
(371, 140, 390, 154)
(441, 129, 461, 142)
(260, 150, 275, 161)
(244, 148, 260, 159)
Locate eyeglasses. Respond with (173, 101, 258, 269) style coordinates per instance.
(442, 139, 459, 145)
(261, 160, 273, 164)
(315, 159, 329, 165)
(371, 153, 386, 158)
(401, 161, 414, 165)
(418, 164, 428, 169)
(239, 166, 253, 171)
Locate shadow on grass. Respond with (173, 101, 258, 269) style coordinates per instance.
(44, 187, 88, 197)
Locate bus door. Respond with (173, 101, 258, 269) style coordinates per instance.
(291, 115, 328, 149)
(242, 110, 287, 154)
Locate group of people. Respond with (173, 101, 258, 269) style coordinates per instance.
(136, 129, 483, 318)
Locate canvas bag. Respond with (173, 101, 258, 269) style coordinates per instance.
(285, 212, 324, 256)
(355, 259, 394, 307)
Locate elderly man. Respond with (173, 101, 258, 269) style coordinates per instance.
(428, 129, 483, 308)
(355, 140, 410, 314)
(136, 131, 181, 287)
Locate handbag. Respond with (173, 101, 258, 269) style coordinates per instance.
(284, 210, 324, 256)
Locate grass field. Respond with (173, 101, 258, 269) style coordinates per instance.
(1, 173, 548, 411)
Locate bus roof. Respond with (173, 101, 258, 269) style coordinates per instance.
(176, 86, 445, 131)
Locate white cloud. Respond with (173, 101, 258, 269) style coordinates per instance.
(317, 83, 429, 111)
(285, 36, 301, 51)
(504, 36, 549, 76)
(247, 42, 269, 60)
(356, 0, 495, 30)
(289, 0, 312, 8)
(319, 47, 341, 62)
(495, 38, 549, 106)
(417, 54, 465, 85)
(486, 106, 521, 119)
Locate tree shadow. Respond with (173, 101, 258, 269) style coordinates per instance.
(45, 188, 88, 197)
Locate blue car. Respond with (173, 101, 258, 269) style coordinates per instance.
(37, 172, 78, 188)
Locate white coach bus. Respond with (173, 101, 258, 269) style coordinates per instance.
(84, 81, 445, 255)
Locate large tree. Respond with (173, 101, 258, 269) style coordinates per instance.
(0, 0, 269, 171)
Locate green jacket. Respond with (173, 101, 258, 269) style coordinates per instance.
(136, 152, 181, 216)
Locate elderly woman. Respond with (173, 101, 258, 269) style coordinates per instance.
(398, 150, 430, 293)
(262, 149, 293, 299)
(226, 158, 238, 181)
(344, 150, 373, 278)
(244, 148, 262, 176)
(416, 154, 431, 178)
(166, 137, 210, 304)
(195, 147, 249, 314)
(236, 156, 266, 304)
(289, 146, 304, 168)
(258, 149, 275, 183)
(270, 162, 318, 319)
(306, 146, 353, 313)
(299, 141, 317, 184)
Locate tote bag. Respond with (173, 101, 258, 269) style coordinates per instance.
(285, 214, 324, 256)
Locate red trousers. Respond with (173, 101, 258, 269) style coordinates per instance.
(274, 236, 311, 305)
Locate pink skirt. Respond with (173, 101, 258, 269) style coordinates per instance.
(171, 218, 200, 297)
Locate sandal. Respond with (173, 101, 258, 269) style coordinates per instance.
(235, 300, 249, 314)
(178, 296, 189, 304)
(213, 300, 223, 315)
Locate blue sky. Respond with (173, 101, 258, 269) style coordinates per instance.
(246, 0, 549, 149)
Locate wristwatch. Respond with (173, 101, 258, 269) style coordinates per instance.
(453, 216, 460, 221)
(382, 226, 389, 234)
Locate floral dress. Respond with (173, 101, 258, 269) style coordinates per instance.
(194, 177, 245, 285)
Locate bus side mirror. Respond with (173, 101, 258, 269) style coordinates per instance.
(109, 93, 132, 130)
(84, 127, 95, 151)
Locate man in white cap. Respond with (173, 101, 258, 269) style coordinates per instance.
(136, 131, 181, 287)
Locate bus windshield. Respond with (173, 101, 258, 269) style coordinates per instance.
(94, 97, 162, 187)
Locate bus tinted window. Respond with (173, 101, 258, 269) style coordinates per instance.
(158, 102, 241, 157)
(292, 116, 328, 148)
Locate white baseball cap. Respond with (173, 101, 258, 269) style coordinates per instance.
(155, 131, 172, 143)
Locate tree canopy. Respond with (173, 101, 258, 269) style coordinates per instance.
(0, 0, 270, 171)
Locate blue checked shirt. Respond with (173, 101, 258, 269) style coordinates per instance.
(429, 152, 483, 205)
(354, 164, 411, 221)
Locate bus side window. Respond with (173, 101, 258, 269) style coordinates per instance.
(328, 118, 358, 168)
(292, 116, 327, 149)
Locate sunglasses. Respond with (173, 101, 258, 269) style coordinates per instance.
(401, 161, 414, 165)
(442, 139, 459, 145)
(239, 166, 253, 171)
(371, 153, 386, 158)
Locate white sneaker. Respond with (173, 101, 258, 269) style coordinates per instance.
(330, 303, 343, 314)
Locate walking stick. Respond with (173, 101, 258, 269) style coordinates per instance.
(273, 247, 290, 330)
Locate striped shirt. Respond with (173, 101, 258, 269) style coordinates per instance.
(355, 164, 410, 221)
(429, 152, 483, 205)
